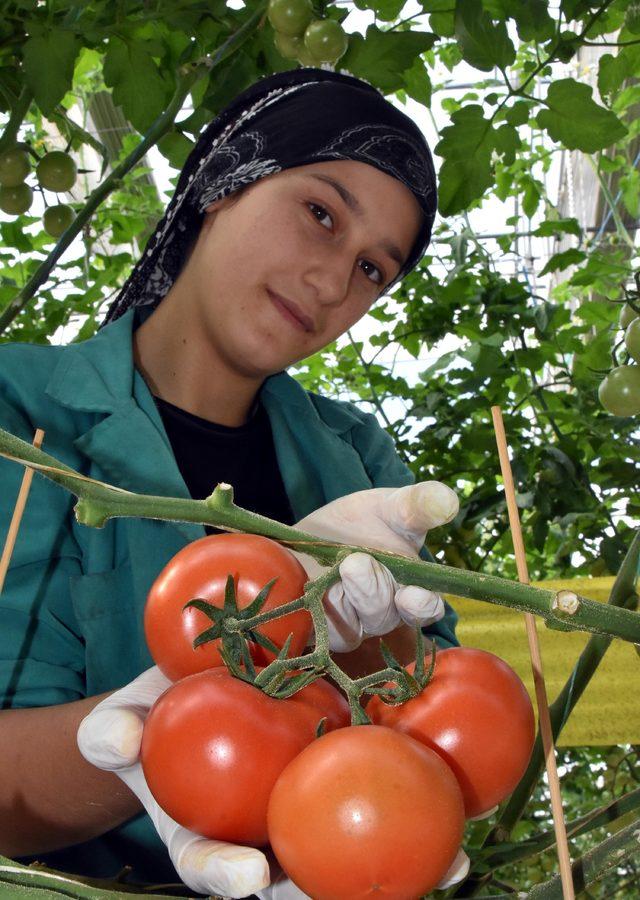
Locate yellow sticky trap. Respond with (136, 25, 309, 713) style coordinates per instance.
(447, 577, 639, 747)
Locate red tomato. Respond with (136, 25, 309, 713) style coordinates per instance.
(144, 533, 312, 680)
(267, 724, 465, 899)
(366, 647, 535, 818)
(140, 667, 350, 846)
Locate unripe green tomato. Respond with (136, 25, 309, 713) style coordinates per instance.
(0, 147, 31, 187)
(625, 317, 640, 363)
(36, 150, 77, 192)
(0, 182, 33, 215)
(296, 43, 323, 67)
(620, 303, 638, 330)
(274, 31, 304, 60)
(304, 19, 349, 64)
(598, 365, 640, 416)
(43, 203, 74, 238)
(267, 0, 313, 37)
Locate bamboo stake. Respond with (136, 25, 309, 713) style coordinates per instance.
(491, 406, 575, 900)
(0, 428, 44, 595)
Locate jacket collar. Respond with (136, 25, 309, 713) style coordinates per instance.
(44, 310, 204, 543)
(45, 310, 140, 414)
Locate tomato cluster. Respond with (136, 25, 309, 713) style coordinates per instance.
(598, 301, 640, 417)
(0, 144, 76, 236)
(267, 0, 349, 67)
(141, 534, 536, 899)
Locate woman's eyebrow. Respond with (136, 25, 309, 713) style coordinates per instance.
(305, 173, 405, 269)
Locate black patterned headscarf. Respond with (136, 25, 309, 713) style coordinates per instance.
(102, 67, 437, 325)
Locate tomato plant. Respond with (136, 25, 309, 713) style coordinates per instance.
(144, 533, 312, 680)
(598, 365, 640, 416)
(366, 647, 535, 818)
(141, 667, 350, 845)
(267, 724, 465, 899)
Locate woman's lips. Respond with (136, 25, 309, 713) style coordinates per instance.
(268, 289, 315, 333)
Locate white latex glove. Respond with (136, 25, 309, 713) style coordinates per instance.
(293, 481, 459, 652)
(77, 667, 300, 899)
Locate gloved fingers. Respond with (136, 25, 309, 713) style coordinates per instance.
(337, 552, 401, 637)
(174, 835, 271, 898)
(112, 763, 271, 898)
(77, 666, 172, 770)
(322, 580, 363, 653)
(78, 707, 146, 770)
(379, 482, 459, 551)
(435, 848, 470, 889)
(394, 586, 445, 628)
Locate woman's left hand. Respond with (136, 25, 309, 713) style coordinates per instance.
(293, 481, 459, 652)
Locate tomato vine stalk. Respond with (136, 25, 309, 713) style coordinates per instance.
(0, 424, 639, 645)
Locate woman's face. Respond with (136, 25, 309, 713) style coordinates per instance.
(178, 159, 423, 379)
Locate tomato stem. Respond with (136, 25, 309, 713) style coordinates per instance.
(1, 426, 640, 646)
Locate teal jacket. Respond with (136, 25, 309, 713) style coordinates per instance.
(0, 308, 457, 882)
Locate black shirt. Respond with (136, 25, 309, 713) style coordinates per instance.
(153, 395, 295, 532)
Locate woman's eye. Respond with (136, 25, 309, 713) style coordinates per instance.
(359, 259, 383, 286)
(308, 202, 384, 286)
(308, 202, 333, 229)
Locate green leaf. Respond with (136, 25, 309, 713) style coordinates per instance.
(598, 53, 629, 101)
(402, 58, 432, 108)
(430, 11, 455, 37)
(341, 26, 437, 93)
(494, 123, 520, 165)
(435, 105, 496, 215)
(454, 0, 516, 72)
(533, 217, 582, 238)
(537, 79, 627, 153)
(103, 36, 171, 133)
(23, 30, 80, 116)
(156, 130, 195, 170)
(505, 100, 531, 126)
(367, 0, 406, 21)
(539, 248, 586, 276)
(620, 168, 640, 219)
(508, 0, 555, 42)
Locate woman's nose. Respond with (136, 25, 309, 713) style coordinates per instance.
(303, 247, 354, 307)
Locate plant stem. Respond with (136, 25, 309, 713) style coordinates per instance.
(524, 817, 640, 899)
(480, 787, 640, 869)
(1, 426, 640, 645)
(0, 84, 33, 154)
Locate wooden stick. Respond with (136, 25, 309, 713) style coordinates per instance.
(0, 428, 45, 595)
(491, 406, 575, 900)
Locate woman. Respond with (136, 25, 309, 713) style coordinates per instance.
(0, 68, 462, 896)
